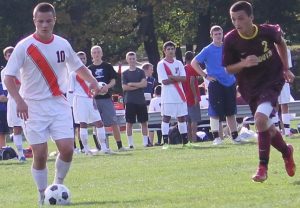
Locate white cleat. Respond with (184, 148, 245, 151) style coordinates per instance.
(100, 149, 117, 155)
(212, 137, 223, 145)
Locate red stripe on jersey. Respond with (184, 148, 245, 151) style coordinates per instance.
(163, 63, 186, 102)
(27, 44, 63, 96)
(76, 74, 92, 98)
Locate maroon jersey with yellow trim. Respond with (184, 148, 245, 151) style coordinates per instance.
(223, 24, 285, 111)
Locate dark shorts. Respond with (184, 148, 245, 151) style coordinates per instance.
(95, 98, 119, 126)
(125, 103, 148, 124)
(208, 81, 237, 119)
(186, 103, 201, 122)
(0, 111, 9, 134)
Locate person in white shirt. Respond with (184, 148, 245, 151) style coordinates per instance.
(148, 85, 162, 145)
(157, 41, 188, 149)
(3, 3, 102, 205)
(68, 71, 113, 155)
(1, 46, 26, 162)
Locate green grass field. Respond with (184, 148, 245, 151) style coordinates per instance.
(1, 129, 300, 208)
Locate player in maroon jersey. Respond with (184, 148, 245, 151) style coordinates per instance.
(223, 1, 295, 182)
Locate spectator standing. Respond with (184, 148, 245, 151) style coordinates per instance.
(122, 51, 149, 148)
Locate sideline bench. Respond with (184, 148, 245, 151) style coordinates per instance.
(107, 101, 300, 133)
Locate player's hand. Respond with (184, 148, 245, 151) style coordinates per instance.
(99, 84, 109, 95)
(90, 81, 101, 96)
(206, 75, 216, 82)
(242, 55, 259, 67)
(16, 98, 28, 121)
(283, 69, 295, 83)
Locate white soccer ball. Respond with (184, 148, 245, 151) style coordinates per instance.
(44, 184, 71, 205)
(98, 81, 107, 95)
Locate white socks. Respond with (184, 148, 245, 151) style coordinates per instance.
(143, 136, 148, 146)
(54, 156, 71, 184)
(127, 135, 134, 147)
(282, 113, 291, 136)
(178, 122, 187, 134)
(161, 122, 170, 136)
(96, 127, 108, 151)
(31, 167, 48, 196)
(80, 128, 90, 152)
(13, 134, 24, 158)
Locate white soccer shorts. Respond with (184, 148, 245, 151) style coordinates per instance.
(73, 95, 102, 124)
(161, 102, 188, 118)
(23, 96, 74, 145)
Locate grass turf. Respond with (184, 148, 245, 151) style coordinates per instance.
(1, 130, 300, 207)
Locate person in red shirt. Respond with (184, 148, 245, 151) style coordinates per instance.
(183, 51, 201, 142)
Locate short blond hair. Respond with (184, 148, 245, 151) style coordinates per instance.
(210, 25, 223, 35)
(91, 45, 102, 53)
(3, 46, 14, 56)
(142, 63, 153, 70)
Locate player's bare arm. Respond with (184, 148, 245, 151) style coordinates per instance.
(169, 75, 186, 83)
(275, 37, 295, 83)
(161, 78, 175, 85)
(127, 78, 147, 88)
(226, 55, 259, 74)
(122, 84, 138, 91)
(4, 75, 28, 120)
(76, 66, 101, 95)
(191, 58, 216, 81)
(190, 76, 199, 105)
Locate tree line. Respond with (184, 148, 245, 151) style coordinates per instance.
(0, 0, 299, 69)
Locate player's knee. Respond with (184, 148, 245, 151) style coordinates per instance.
(254, 113, 269, 131)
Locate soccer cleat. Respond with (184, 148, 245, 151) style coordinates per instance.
(162, 144, 170, 150)
(118, 147, 130, 152)
(38, 193, 45, 207)
(212, 137, 223, 145)
(182, 142, 199, 148)
(73, 148, 81, 154)
(19, 156, 26, 163)
(84, 149, 95, 156)
(283, 144, 296, 177)
(154, 142, 163, 146)
(100, 149, 117, 155)
(129, 145, 134, 149)
(252, 165, 268, 182)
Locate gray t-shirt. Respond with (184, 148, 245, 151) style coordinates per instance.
(122, 68, 146, 104)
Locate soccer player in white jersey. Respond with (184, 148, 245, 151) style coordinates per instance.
(157, 41, 188, 149)
(3, 3, 102, 205)
(1, 46, 26, 162)
(68, 71, 114, 155)
(273, 48, 293, 136)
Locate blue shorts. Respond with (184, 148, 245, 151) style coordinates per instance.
(208, 81, 237, 120)
(0, 111, 9, 134)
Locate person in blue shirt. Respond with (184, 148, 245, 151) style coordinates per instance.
(191, 25, 243, 145)
(142, 63, 157, 105)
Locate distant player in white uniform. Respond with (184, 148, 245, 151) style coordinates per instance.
(1, 46, 26, 162)
(69, 71, 113, 154)
(3, 3, 101, 205)
(157, 41, 188, 149)
(273, 48, 293, 136)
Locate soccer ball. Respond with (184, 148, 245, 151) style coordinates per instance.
(44, 184, 71, 205)
(98, 81, 107, 95)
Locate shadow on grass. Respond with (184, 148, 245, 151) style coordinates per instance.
(292, 180, 300, 185)
(71, 199, 143, 206)
(0, 160, 26, 166)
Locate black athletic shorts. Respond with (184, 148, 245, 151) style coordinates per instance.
(125, 103, 148, 124)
